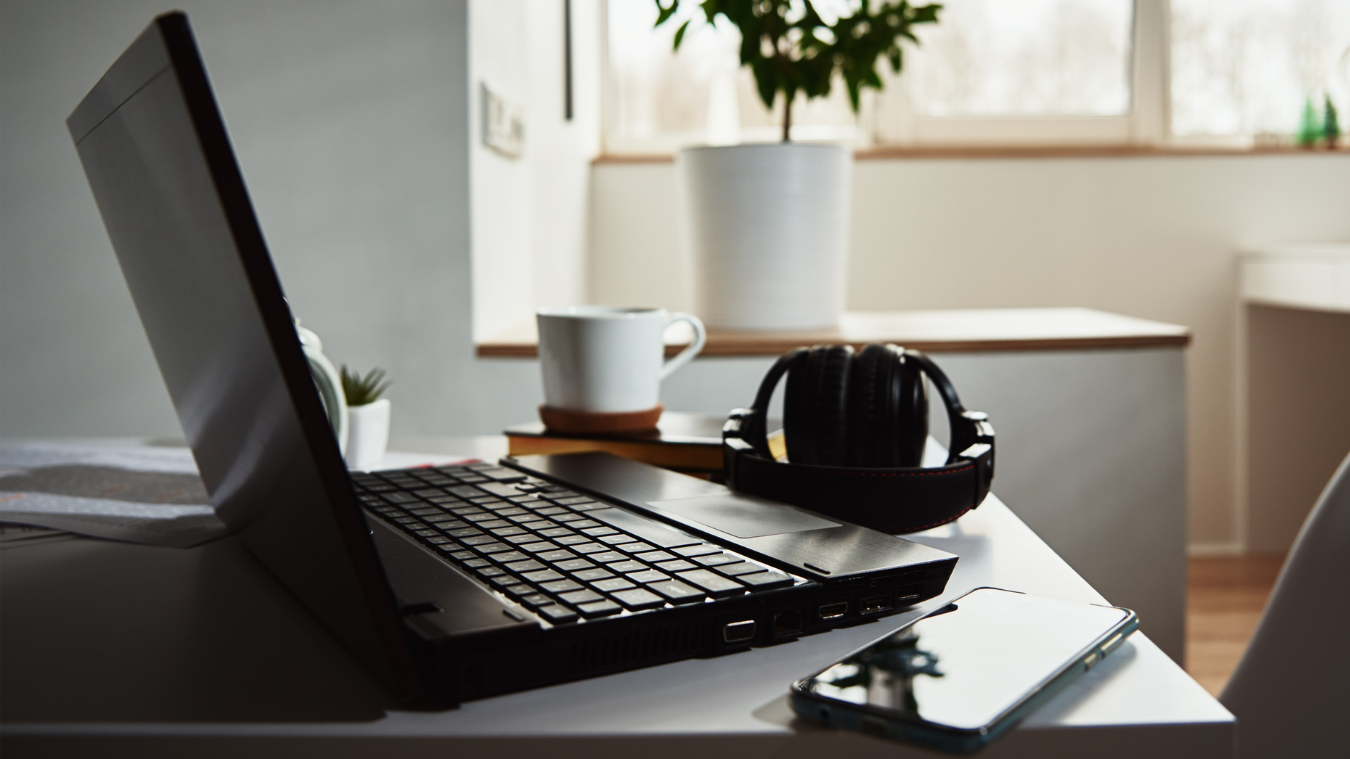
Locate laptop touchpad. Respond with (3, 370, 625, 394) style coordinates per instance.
(646, 494, 839, 539)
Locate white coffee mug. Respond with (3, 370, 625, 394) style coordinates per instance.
(537, 306, 707, 413)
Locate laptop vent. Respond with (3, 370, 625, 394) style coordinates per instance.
(568, 618, 712, 673)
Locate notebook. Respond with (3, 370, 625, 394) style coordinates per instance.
(66, 12, 957, 704)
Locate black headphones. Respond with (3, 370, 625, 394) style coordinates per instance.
(722, 344, 995, 534)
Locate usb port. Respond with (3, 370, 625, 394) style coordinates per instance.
(723, 620, 756, 643)
(818, 602, 848, 620)
(859, 595, 893, 615)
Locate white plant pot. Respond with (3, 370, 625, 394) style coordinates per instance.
(345, 398, 391, 471)
(678, 143, 852, 331)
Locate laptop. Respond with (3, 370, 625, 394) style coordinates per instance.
(66, 12, 957, 705)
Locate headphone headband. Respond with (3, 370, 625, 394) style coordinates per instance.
(724, 344, 995, 534)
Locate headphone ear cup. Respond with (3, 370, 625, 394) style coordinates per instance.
(847, 344, 891, 467)
(893, 353, 929, 467)
(785, 345, 852, 466)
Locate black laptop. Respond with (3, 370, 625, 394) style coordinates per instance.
(67, 12, 957, 705)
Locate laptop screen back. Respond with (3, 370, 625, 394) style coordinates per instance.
(67, 13, 419, 698)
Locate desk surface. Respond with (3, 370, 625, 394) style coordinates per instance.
(0, 439, 1231, 759)
(477, 308, 1191, 358)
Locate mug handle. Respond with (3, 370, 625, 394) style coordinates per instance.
(659, 312, 708, 382)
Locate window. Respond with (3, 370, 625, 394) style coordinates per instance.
(1171, 0, 1350, 141)
(604, 0, 1350, 153)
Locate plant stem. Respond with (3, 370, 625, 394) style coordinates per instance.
(782, 94, 793, 142)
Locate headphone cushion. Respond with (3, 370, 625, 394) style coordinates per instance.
(894, 352, 929, 467)
(785, 345, 852, 466)
(848, 344, 893, 467)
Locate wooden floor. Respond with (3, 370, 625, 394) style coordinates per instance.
(1185, 554, 1285, 697)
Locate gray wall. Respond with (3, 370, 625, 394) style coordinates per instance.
(1, 0, 544, 440)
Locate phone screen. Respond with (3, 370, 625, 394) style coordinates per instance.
(799, 589, 1131, 731)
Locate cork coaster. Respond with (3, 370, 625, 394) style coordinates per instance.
(538, 404, 664, 435)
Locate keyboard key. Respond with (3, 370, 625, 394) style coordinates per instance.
(473, 467, 527, 482)
(559, 589, 604, 605)
(631, 550, 675, 564)
(739, 571, 794, 589)
(488, 575, 523, 591)
(504, 560, 546, 573)
(571, 542, 609, 555)
(504, 533, 545, 545)
(462, 558, 491, 569)
(494, 507, 530, 517)
(477, 519, 511, 530)
(519, 541, 561, 554)
(577, 599, 623, 618)
(567, 502, 609, 512)
(461, 513, 498, 523)
(522, 569, 565, 583)
(487, 526, 528, 538)
(536, 549, 577, 563)
(537, 527, 575, 539)
(694, 553, 738, 567)
(608, 560, 648, 573)
(622, 542, 656, 554)
(553, 512, 585, 522)
(611, 588, 665, 610)
(446, 527, 483, 538)
(589, 551, 629, 564)
(476, 566, 508, 578)
(448, 485, 482, 498)
(535, 506, 569, 516)
(412, 529, 438, 538)
(461, 534, 499, 546)
(655, 559, 697, 573)
(572, 568, 615, 582)
(580, 526, 619, 537)
(555, 496, 595, 506)
(471, 541, 513, 555)
(591, 577, 636, 593)
(599, 534, 638, 546)
(554, 534, 592, 546)
(537, 605, 578, 624)
(492, 551, 529, 564)
(676, 569, 745, 597)
(540, 579, 584, 593)
(674, 544, 721, 558)
(647, 580, 705, 604)
(625, 569, 670, 584)
(716, 562, 768, 577)
(519, 593, 552, 608)
(554, 558, 595, 572)
(448, 550, 476, 561)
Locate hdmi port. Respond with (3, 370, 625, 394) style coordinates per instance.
(818, 602, 848, 620)
(860, 595, 894, 615)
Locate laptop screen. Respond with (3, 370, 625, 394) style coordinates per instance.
(67, 12, 419, 698)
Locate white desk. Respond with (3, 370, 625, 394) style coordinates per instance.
(1238, 244, 1350, 552)
(0, 440, 1232, 758)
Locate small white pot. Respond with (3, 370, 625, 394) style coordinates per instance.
(678, 143, 852, 331)
(345, 398, 391, 471)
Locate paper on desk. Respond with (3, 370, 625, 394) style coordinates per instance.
(0, 442, 480, 549)
(0, 442, 225, 548)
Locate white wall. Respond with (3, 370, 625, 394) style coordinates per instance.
(0, 0, 556, 441)
(589, 154, 1350, 550)
(469, 0, 601, 342)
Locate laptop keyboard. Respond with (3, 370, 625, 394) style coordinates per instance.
(350, 463, 797, 625)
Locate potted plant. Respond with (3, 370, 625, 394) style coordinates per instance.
(341, 366, 392, 470)
(657, 0, 940, 330)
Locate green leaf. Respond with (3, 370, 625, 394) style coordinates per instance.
(672, 19, 691, 50)
(654, 0, 679, 27)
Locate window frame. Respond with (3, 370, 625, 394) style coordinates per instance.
(600, 0, 1178, 155)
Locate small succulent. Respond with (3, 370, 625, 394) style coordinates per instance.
(341, 366, 391, 407)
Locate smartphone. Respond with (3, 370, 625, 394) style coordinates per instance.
(790, 587, 1138, 754)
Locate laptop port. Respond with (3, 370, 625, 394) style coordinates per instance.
(773, 610, 803, 638)
(723, 620, 756, 644)
(818, 601, 848, 620)
(859, 594, 894, 615)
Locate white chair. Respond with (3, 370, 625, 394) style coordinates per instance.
(1221, 450, 1350, 758)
